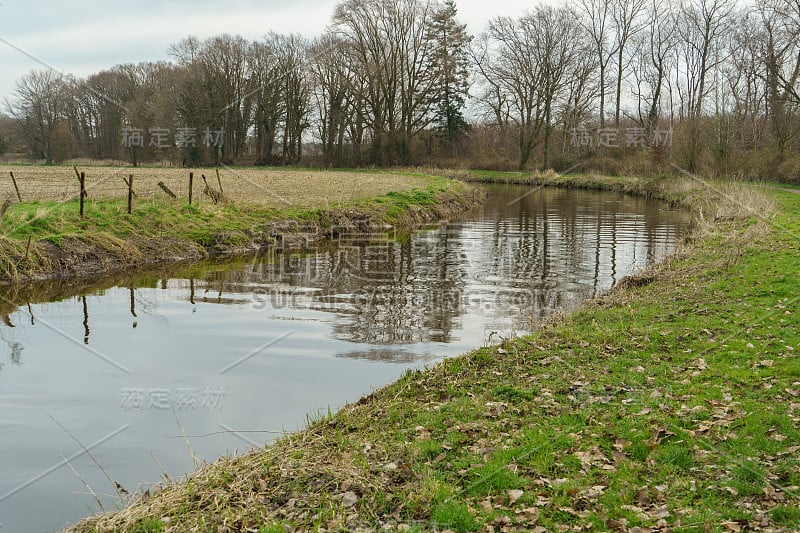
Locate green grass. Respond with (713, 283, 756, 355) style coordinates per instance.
(2, 174, 461, 242)
(130, 518, 164, 533)
(432, 501, 479, 532)
(66, 179, 800, 532)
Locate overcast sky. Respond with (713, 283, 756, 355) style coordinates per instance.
(0, 0, 541, 104)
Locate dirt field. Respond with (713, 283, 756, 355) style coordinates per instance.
(0, 166, 430, 208)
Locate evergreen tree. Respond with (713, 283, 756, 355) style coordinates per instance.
(426, 0, 472, 149)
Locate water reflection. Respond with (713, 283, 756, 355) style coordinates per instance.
(147, 186, 688, 347)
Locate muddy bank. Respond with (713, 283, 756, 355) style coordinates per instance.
(0, 184, 485, 287)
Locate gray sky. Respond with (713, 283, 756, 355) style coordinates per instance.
(0, 0, 538, 103)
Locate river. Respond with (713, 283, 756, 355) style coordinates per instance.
(0, 184, 690, 532)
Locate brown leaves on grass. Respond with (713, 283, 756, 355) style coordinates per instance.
(574, 446, 616, 473)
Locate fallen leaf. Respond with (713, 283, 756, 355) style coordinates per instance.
(492, 515, 512, 526)
(414, 426, 431, 440)
(634, 489, 651, 506)
(613, 438, 630, 451)
(763, 484, 786, 502)
(723, 486, 739, 496)
(558, 506, 588, 519)
(582, 485, 607, 499)
(507, 489, 524, 505)
(341, 491, 358, 507)
(606, 518, 628, 531)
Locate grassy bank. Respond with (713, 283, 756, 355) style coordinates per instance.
(450, 168, 722, 204)
(0, 169, 482, 283)
(66, 175, 800, 533)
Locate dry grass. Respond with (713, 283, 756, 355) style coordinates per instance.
(76, 425, 380, 532)
(0, 166, 429, 208)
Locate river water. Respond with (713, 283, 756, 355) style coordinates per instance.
(0, 185, 690, 532)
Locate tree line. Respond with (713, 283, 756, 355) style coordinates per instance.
(1, 0, 799, 181)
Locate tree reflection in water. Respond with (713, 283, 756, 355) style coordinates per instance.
(0, 185, 690, 364)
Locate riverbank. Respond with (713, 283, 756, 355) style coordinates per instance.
(456, 168, 727, 205)
(66, 174, 800, 532)
(0, 169, 483, 285)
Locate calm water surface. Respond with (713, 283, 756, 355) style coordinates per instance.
(0, 185, 690, 532)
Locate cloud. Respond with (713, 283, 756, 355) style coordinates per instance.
(0, 0, 538, 103)
(0, 0, 334, 100)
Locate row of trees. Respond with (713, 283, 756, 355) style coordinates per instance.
(3, 33, 311, 167)
(1, 0, 472, 168)
(2, 0, 799, 179)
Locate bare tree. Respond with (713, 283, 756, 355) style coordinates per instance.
(475, 7, 583, 170)
(573, 0, 619, 127)
(275, 33, 310, 164)
(675, 0, 735, 118)
(80, 68, 130, 160)
(397, 0, 438, 162)
(332, 0, 439, 165)
(559, 40, 600, 154)
(249, 37, 286, 165)
(309, 35, 356, 166)
(199, 34, 255, 164)
(631, 0, 678, 135)
(755, 0, 800, 157)
(6, 70, 71, 162)
(725, 10, 769, 152)
(611, 0, 648, 125)
(332, 0, 394, 165)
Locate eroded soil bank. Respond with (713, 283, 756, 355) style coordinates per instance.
(0, 173, 483, 286)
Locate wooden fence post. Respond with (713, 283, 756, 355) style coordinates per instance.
(157, 181, 177, 199)
(79, 172, 85, 217)
(189, 172, 193, 205)
(9, 171, 21, 202)
(127, 174, 133, 214)
(215, 168, 224, 195)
